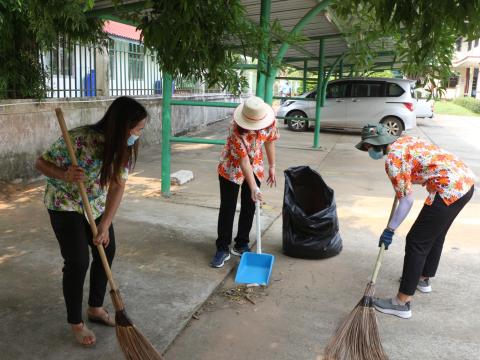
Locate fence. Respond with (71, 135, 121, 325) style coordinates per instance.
(41, 39, 97, 98)
(40, 37, 225, 98)
(108, 39, 223, 96)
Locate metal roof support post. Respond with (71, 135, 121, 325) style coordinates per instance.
(321, 53, 345, 106)
(161, 72, 173, 196)
(339, 59, 343, 78)
(313, 39, 324, 148)
(303, 60, 308, 93)
(256, 0, 271, 99)
(265, 61, 274, 103)
(265, 0, 334, 105)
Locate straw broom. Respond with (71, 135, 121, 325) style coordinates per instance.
(55, 108, 163, 360)
(323, 197, 398, 360)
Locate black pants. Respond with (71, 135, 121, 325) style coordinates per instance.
(400, 186, 474, 296)
(48, 210, 115, 324)
(216, 175, 260, 252)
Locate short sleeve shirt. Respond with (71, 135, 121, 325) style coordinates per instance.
(42, 126, 129, 219)
(385, 136, 475, 206)
(218, 121, 279, 185)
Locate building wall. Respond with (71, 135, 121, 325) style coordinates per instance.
(0, 94, 236, 182)
(448, 37, 480, 99)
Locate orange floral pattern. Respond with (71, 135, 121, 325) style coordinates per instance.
(218, 121, 279, 184)
(385, 136, 475, 206)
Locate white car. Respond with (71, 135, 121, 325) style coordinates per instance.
(415, 89, 435, 118)
(277, 77, 417, 136)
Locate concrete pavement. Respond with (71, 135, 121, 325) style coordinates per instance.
(0, 114, 479, 359)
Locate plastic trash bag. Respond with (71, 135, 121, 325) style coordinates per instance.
(282, 166, 342, 259)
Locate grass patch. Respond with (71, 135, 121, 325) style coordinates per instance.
(434, 100, 478, 116)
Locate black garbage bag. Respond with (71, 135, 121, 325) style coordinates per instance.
(282, 166, 342, 259)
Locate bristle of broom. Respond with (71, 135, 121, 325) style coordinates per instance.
(111, 290, 163, 360)
(323, 282, 388, 360)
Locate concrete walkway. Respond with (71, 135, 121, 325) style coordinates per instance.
(0, 114, 479, 359)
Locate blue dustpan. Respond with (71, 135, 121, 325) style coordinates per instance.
(235, 201, 275, 286)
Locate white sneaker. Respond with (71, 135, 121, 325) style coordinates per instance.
(399, 277, 432, 293)
(374, 298, 412, 319)
(417, 278, 432, 293)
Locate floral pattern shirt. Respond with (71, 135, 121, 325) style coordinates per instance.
(42, 126, 129, 219)
(385, 136, 475, 206)
(218, 121, 279, 184)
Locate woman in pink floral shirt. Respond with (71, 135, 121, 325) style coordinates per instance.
(211, 96, 279, 268)
(356, 124, 475, 319)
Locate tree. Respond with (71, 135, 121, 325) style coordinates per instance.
(332, 0, 480, 91)
(129, 0, 296, 95)
(0, 0, 105, 99)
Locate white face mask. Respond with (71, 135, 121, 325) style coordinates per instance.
(127, 134, 139, 146)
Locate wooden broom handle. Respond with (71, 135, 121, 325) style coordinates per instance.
(55, 108, 118, 291)
(370, 196, 399, 284)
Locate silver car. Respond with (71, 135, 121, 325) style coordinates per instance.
(277, 77, 417, 135)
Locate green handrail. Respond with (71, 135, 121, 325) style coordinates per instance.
(170, 137, 226, 145)
(171, 100, 239, 108)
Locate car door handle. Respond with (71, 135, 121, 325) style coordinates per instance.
(336, 99, 344, 103)
(352, 99, 359, 102)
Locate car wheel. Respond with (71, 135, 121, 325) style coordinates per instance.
(287, 111, 308, 132)
(381, 117, 404, 136)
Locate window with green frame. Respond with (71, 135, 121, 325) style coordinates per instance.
(128, 43, 144, 80)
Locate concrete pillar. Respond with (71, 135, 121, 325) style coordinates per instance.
(95, 48, 110, 97)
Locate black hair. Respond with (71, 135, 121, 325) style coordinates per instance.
(91, 96, 147, 187)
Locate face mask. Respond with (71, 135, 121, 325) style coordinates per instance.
(368, 146, 384, 160)
(127, 134, 139, 147)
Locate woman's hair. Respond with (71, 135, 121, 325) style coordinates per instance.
(235, 122, 250, 135)
(91, 96, 147, 187)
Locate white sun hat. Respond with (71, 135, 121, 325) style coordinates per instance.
(233, 96, 275, 131)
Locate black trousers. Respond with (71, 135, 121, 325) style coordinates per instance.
(216, 175, 260, 252)
(48, 210, 115, 324)
(400, 186, 474, 296)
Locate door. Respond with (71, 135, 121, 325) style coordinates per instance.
(346, 81, 386, 129)
(319, 81, 348, 128)
(471, 68, 478, 97)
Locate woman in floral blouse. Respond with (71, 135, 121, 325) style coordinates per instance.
(35, 97, 147, 346)
(355, 124, 475, 319)
(211, 96, 279, 268)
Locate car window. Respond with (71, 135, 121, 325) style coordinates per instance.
(387, 83, 405, 97)
(326, 83, 347, 98)
(306, 91, 316, 99)
(369, 83, 384, 97)
(351, 82, 384, 97)
(351, 83, 369, 97)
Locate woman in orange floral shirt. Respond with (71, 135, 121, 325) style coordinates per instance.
(211, 97, 279, 268)
(356, 124, 475, 319)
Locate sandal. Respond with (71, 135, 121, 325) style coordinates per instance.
(87, 308, 115, 327)
(72, 322, 96, 347)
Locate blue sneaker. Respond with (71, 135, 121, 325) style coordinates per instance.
(230, 244, 250, 256)
(210, 251, 231, 268)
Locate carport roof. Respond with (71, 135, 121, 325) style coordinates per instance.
(90, 0, 401, 71)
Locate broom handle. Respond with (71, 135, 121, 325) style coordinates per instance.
(370, 196, 399, 284)
(256, 201, 261, 254)
(55, 108, 118, 292)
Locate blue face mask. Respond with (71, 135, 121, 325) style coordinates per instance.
(368, 146, 384, 160)
(127, 134, 139, 147)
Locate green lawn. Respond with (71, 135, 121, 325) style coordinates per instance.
(434, 100, 478, 116)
